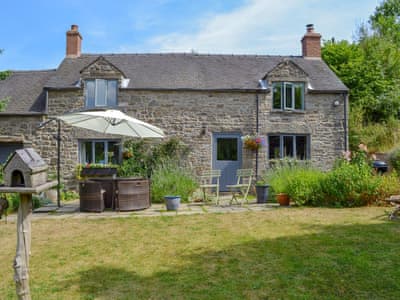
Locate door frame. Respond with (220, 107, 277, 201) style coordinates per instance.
(212, 132, 242, 191)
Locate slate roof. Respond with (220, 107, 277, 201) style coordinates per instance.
(0, 53, 347, 115)
(45, 53, 348, 92)
(0, 70, 56, 114)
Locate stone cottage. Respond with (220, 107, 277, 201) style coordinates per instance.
(0, 24, 348, 190)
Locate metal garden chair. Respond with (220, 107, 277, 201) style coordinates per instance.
(226, 169, 254, 205)
(199, 169, 221, 205)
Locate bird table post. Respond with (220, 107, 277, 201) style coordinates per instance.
(13, 193, 32, 300)
(0, 148, 57, 300)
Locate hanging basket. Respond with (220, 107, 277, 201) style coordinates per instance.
(242, 135, 266, 151)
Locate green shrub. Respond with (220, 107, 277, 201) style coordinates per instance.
(61, 190, 78, 201)
(349, 107, 400, 152)
(389, 147, 400, 174)
(264, 149, 394, 207)
(2, 193, 42, 214)
(286, 168, 325, 206)
(7, 193, 20, 212)
(321, 151, 381, 207)
(118, 138, 190, 178)
(376, 171, 400, 203)
(264, 160, 311, 195)
(150, 162, 198, 203)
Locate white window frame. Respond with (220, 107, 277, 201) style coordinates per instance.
(273, 82, 305, 111)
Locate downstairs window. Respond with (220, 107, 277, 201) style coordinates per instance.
(79, 140, 121, 165)
(268, 134, 309, 160)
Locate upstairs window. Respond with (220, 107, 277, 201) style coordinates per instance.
(272, 82, 304, 110)
(85, 79, 118, 108)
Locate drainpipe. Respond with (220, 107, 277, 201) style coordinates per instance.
(255, 92, 259, 178)
(343, 92, 349, 151)
(57, 119, 61, 208)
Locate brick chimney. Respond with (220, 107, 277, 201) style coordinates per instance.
(301, 24, 321, 59)
(66, 25, 82, 58)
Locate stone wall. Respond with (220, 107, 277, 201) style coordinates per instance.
(258, 91, 346, 171)
(43, 89, 258, 188)
(0, 85, 346, 190)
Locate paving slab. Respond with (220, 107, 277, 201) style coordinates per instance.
(3, 199, 283, 222)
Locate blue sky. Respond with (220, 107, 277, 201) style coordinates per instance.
(0, 0, 380, 71)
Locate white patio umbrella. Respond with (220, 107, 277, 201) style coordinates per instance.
(57, 109, 165, 138)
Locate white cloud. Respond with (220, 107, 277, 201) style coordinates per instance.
(145, 0, 378, 55)
(143, 0, 308, 54)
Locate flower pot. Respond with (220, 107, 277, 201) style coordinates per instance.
(164, 196, 181, 211)
(276, 193, 290, 206)
(81, 167, 117, 177)
(256, 185, 269, 203)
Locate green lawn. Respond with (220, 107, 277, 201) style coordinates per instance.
(0, 207, 399, 299)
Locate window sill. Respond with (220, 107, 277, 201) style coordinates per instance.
(271, 109, 305, 114)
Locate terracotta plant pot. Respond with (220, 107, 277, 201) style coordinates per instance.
(276, 193, 290, 206)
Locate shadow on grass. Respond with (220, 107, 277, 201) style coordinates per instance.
(61, 221, 400, 299)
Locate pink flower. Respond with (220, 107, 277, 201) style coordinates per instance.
(358, 143, 368, 152)
(342, 150, 351, 161)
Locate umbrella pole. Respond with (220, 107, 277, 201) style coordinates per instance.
(37, 118, 62, 207)
(57, 120, 61, 208)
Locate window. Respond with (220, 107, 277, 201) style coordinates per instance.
(268, 135, 309, 160)
(79, 140, 120, 165)
(85, 79, 118, 108)
(216, 138, 238, 161)
(0, 142, 23, 164)
(272, 82, 304, 110)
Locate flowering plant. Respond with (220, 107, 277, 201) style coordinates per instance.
(242, 135, 266, 151)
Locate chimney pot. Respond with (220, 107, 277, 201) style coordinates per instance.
(301, 24, 321, 59)
(306, 24, 314, 33)
(66, 24, 82, 58)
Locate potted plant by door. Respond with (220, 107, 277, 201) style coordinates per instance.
(255, 180, 270, 203)
(268, 172, 290, 206)
(275, 192, 290, 206)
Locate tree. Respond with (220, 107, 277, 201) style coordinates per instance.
(322, 0, 400, 150)
(0, 49, 11, 80)
(322, 0, 400, 123)
(0, 49, 11, 111)
(370, 0, 400, 45)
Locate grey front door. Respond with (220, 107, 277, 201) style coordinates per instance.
(212, 133, 242, 191)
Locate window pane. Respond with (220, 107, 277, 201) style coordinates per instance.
(296, 136, 307, 160)
(84, 141, 93, 164)
(86, 80, 95, 108)
(217, 138, 237, 161)
(96, 79, 107, 106)
(269, 136, 280, 159)
(107, 80, 117, 106)
(285, 83, 293, 109)
(94, 142, 105, 164)
(272, 83, 282, 109)
(107, 141, 119, 164)
(294, 84, 304, 110)
(283, 136, 294, 157)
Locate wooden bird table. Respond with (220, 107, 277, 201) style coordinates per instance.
(0, 181, 57, 300)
